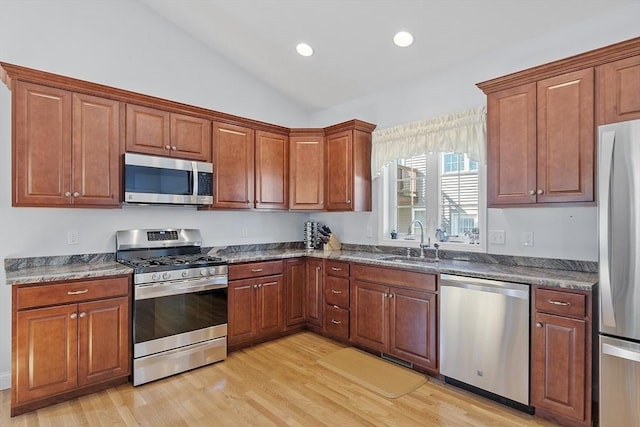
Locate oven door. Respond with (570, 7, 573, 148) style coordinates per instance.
(133, 276, 227, 358)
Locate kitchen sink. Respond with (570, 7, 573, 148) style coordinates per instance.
(378, 255, 439, 263)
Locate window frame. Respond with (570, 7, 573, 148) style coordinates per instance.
(378, 152, 487, 253)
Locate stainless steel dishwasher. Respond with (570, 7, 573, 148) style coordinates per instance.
(439, 274, 531, 409)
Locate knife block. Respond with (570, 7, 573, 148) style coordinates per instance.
(323, 234, 341, 252)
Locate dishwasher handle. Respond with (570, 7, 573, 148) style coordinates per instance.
(440, 274, 530, 300)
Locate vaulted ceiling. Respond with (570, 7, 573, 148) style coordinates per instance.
(139, 0, 636, 112)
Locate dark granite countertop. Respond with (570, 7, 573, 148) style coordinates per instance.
(5, 261, 132, 286)
(5, 247, 597, 291)
(214, 248, 598, 291)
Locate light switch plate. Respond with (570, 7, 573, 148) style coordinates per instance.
(67, 230, 79, 245)
(522, 231, 534, 246)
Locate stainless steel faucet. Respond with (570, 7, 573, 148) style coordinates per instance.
(409, 219, 428, 258)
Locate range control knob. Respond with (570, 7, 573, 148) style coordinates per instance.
(208, 268, 218, 275)
(182, 271, 189, 278)
(200, 269, 208, 276)
(152, 273, 160, 281)
(162, 272, 171, 280)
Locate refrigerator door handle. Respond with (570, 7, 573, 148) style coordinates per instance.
(602, 342, 640, 363)
(599, 130, 617, 328)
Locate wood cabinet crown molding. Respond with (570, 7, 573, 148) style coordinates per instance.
(0, 61, 290, 135)
(477, 36, 640, 94)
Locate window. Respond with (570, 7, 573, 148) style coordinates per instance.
(384, 151, 484, 248)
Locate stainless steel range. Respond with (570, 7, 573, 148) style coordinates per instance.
(116, 228, 228, 386)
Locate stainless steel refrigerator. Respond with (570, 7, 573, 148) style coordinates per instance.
(598, 118, 640, 427)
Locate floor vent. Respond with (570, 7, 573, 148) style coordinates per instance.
(381, 353, 413, 369)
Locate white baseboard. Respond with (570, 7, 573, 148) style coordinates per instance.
(0, 371, 10, 390)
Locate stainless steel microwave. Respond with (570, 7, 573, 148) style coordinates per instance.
(123, 153, 213, 205)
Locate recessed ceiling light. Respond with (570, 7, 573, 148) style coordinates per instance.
(296, 43, 314, 57)
(393, 31, 414, 48)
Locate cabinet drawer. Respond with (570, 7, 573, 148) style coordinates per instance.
(535, 288, 586, 318)
(228, 260, 283, 280)
(15, 276, 130, 310)
(324, 304, 349, 339)
(326, 260, 349, 277)
(324, 276, 349, 308)
(351, 263, 437, 292)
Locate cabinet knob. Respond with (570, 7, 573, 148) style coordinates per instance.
(537, 189, 544, 195)
(529, 190, 535, 196)
(73, 192, 80, 198)
(65, 191, 72, 197)
(388, 293, 394, 298)
(536, 322, 543, 328)
(70, 313, 77, 319)
(171, 146, 177, 151)
(79, 312, 87, 318)
(165, 145, 171, 150)
(347, 199, 351, 204)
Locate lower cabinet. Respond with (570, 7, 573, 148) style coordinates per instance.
(531, 287, 592, 427)
(350, 264, 438, 372)
(284, 258, 307, 328)
(228, 261, 284, 347)
(12, 276, 130, 416)
(305, 258, 323, 328)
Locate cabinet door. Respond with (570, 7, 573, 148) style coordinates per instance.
(125, 104, 170, 157)
(14, 81, 72, 206)
(537, 69, 594, 203)
(171, 113, 211, 161)
(325, 130, 353, 211)
(486, 83, 537, 206)
(256, 275, 284, 336)
(350, 280, 388, 353)
(72, 93, 121, 206)
(212, 122, 255, 209)
(77, 297, 130, 386)
(255, 130, 288, 210)
(389, 288, 437, 370)
(14, 304, 78, 404)
(284, 259, 306, 327)
(597, 55, 640, 124)
(305, 259, 323, 327)
(228, 279, 257, 345)
(532, 312, 587, 422)
(289, 134, 324, 210)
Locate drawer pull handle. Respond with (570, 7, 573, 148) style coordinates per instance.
(331, 267, 342, 271)
(333, 305, 340, 309)
(331, 319, 341, 325)
(251, 268, 264, 273)
(331, 290, 342, 294)
(548, 299, 571, 306)
(67, 289, 89, 295)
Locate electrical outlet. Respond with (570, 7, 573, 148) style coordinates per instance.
(489, 229, 505, 245)
(67, 230, 79, 245)
(522, 231, 534, 246)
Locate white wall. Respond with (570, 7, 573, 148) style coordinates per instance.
(311, 3, 640, 263)
(0, 0, 311, 389)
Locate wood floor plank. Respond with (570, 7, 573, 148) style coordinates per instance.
(1, 332, 559, 426)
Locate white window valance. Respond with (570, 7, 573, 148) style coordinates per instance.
(371, 106, 487, 178)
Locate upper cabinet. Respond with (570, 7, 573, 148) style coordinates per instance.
(485, 69, 594, 206)
(289, 130, 324, 210)
(478, 37, 640, 207)
(212, 122, 255, 209)
(597, 54, 640, 124)
(211, 123, 288, 210)
(325, 120, 376, 211)
(255, 130, 288, 210)
(126, 104, 211, 161)
(13, 82, 121, 207)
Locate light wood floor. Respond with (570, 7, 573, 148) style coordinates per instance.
(1, 332, 558, 426)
